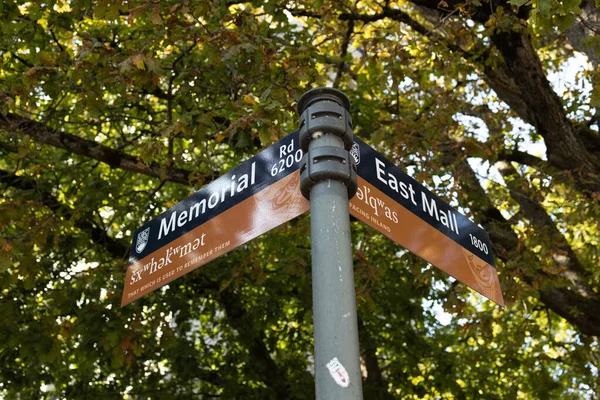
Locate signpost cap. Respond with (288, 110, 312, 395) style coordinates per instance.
(297, 87, 351, 115)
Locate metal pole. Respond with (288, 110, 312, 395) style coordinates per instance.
(298, 88, 363, 399)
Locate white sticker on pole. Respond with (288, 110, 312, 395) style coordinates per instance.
(326, 357, 350, 388)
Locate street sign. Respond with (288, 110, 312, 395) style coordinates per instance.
(349, 137, 504, 305)
(121, 87, 502, 400)
(121, 131, 308, 306)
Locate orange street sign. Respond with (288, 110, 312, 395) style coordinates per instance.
(122, 132, 308, 306)
(349, 138, 504, 305)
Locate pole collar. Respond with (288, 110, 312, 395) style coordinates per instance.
(299, 146, 358, 200)
(297, 88, 353, 152)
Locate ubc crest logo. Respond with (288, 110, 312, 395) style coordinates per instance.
(135, 227, 151, 254)
(350, 142, 360, 165)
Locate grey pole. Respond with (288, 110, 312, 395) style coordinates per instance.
(298, 88, 363, 399)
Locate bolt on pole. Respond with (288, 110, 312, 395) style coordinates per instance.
(298, 88, 363, 399)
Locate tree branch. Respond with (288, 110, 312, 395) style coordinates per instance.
(289, 3, 600, 197)
(322, 55, 359, 80)
(0, 169, 129, 259)
(284, 7, 321, 18)
(358, 316, 395, 399)
(495, 160, 594, 298)
(491, 31, 600, 197)
(439, 150, 600, 336)
(0, 112, 202, 186)
(216, 286, 291, 400)
(497, 149, 547, 170)
(333, 19, 355, 88)
(50, 29, 66, 53)
(10, 51, 33, 68)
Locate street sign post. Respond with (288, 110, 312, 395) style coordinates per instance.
(121, 87, 504, 400)
(297, 88, 362, 400)
(121, 132, 308, 306)
(349, 137, 504, 305)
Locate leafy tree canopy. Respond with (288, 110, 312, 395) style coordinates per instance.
(1, 0, 599, 398)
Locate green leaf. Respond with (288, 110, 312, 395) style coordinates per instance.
(562, 0, 581, 12)
(259, 87, 272, 103)
(259, 129, 270, 146)
(150, 6, 163, 25)
(508, 0, 531, 6)
(131, 54, 145, 70)
(537, 0, 552, 15)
